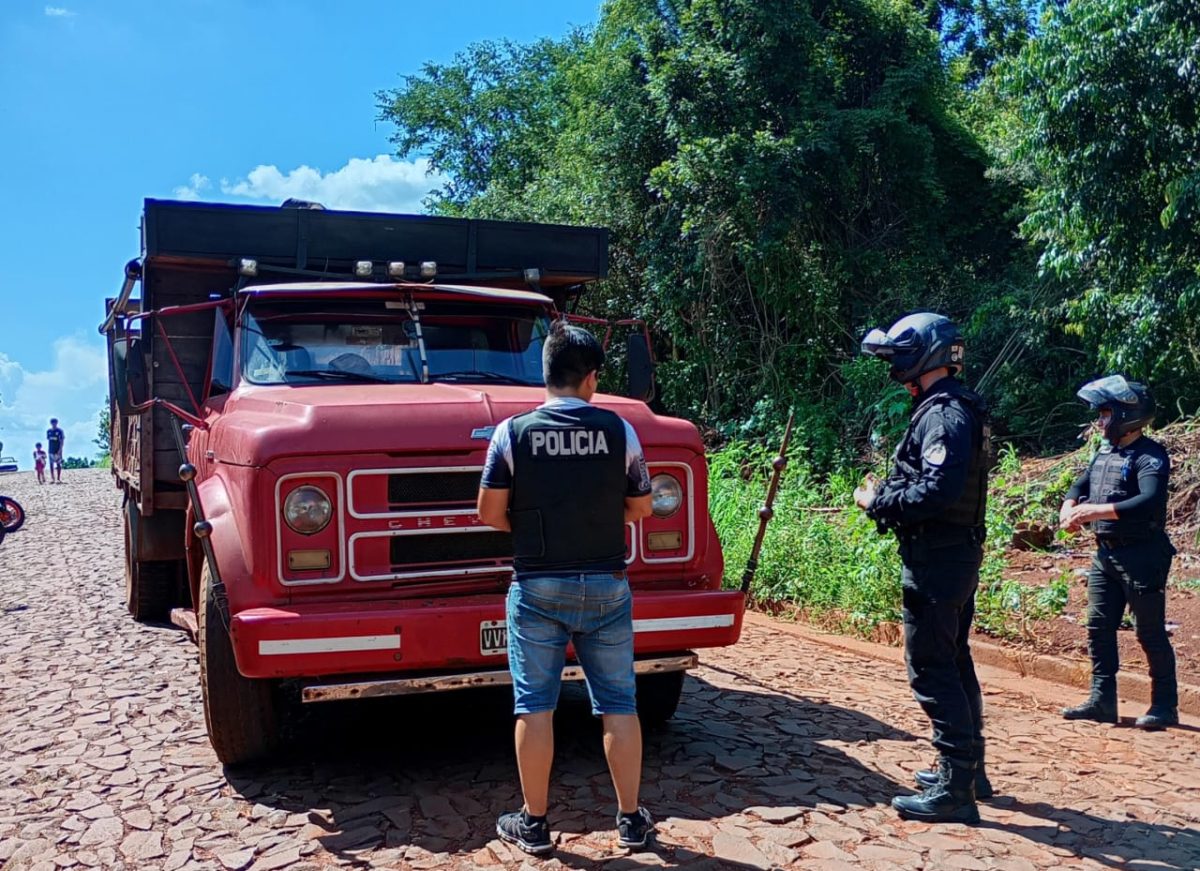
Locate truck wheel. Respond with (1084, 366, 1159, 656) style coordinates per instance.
(198, 563, 279, 765)
(123, 503, 183, 622)
(636, 670, 686, 728)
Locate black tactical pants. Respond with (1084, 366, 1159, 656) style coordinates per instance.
(900, 533, 984, 766)
(1087, 535, 1177, 695)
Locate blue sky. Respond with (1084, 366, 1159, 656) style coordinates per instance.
(0, 0, 600, 466)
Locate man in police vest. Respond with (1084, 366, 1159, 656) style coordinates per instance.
(477, 322, 654, 855)
(856, 312, 993, 824)
(1059, 376, 1178, 729)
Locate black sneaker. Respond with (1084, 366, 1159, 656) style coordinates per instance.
(495, 808, 552, 855)
(616, 807, 655, 849)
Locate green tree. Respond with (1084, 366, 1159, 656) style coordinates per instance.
(95, 397, 111, 458)
(916, 0, 1042, 86)
(1010, 0, 1200, 410)
(379, 36, 588, 215)
(379, 0, 1021, 458)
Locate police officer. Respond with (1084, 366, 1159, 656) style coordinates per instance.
(477, 322, 655, 855)
(856, 312, 992, 824)
(1059, 376, 1178, 729)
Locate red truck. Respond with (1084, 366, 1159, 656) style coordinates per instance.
(102, 199, 745, 764)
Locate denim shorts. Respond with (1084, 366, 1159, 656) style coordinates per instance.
(506, 571, 637, 716)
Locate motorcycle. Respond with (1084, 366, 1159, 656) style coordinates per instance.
(0, 495, 25, 534)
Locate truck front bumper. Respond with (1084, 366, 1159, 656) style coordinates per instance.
(300, 652, 700, 703)
(230, 589, 745, 680)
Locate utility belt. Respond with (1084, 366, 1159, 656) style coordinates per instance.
(896, 523, 986, 546)
(1093, 520, 1163, 550)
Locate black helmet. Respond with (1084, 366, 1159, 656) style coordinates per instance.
(861, 312, 965, 384)
(1077, 375, 1155, 443)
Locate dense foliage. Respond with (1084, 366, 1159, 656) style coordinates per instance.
(380, 0, 1199, 457)
(379, 0, 1198, 630)
(1011, 0, 1200, 413)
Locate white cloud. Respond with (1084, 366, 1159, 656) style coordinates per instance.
(0, 336, 109, 469)
(44, 6, 76, 17)
(173, 173, 211, 201)
(211, 155, 442, 214)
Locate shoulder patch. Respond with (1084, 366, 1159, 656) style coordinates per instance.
(923, 442, 948, 467)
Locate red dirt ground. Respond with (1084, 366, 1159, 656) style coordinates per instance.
(982, 544, 1200, 686)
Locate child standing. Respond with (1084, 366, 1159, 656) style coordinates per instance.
(33, 443, 47, 484)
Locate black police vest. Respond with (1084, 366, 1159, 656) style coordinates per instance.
(1087, 442, 1165, 537)
(896, 389, 990, 529)
(508, 404, 630, 573)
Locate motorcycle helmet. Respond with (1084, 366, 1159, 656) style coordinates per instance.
(861, 312, 965, 384)
(1076, 375, 1155, 443)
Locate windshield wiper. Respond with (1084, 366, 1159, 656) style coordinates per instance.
(285, 369, 394, 384)
(433, 371, 534, 386)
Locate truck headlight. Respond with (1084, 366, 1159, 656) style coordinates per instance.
(650, 474, 682, 518)
(283, 485, 332, 534)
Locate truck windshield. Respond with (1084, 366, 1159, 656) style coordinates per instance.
(239, 298, 550, 386)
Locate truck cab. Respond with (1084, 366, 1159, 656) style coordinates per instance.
(103, 200, 744, 764)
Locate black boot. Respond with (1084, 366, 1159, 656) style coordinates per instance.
(893, 758, 980, 824)
(1062, 678, 1117, 723)
(915, 743, 994, 800)
(1135, 680, 1178, 730)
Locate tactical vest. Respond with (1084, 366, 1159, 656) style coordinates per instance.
(896, 389, 991, 529)
(1087, 442, 1164, 537)
(508, 404, 630, 573)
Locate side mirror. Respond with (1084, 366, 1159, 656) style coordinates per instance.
(626, 332, 656, 403)
(113, 337, 149, 414)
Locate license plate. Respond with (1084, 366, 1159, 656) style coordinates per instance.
(480, 620, 507, 656)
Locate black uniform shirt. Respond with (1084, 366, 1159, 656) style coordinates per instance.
(867, 376, 984, 531)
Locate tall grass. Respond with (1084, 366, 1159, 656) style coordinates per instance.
(710, 439, 1071, 641)
(709, 442, 902, 634)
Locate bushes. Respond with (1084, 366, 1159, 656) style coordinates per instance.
(710, 442, 902, 634)
(711, 438, 1073, 640)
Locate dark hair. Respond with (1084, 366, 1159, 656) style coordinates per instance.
(50, 418, 58, 425)
(543, 321, 605, 389)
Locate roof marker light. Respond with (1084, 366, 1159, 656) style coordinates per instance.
(387, 261, 406, 278)
(355, 261, 374, 278)
(420, 261, 437, 278)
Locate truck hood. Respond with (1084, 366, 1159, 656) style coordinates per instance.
(209, 383, 703, 467)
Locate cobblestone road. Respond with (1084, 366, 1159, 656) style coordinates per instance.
(2, 470, 1199, 870)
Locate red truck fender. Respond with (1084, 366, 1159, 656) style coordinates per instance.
(191, 474, 255, 612)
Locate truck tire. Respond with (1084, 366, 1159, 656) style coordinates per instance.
(198, 563, 279, 765)
(123, 502, 183, 622)
(636, 669, 686, 728)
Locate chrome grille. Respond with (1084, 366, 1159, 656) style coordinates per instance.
(387, 470, 481, 509)
(390, 530, 512, 569)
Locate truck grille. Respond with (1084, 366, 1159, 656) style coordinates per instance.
(388, 471, 481, 509)
(390, 530, 512, 569)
